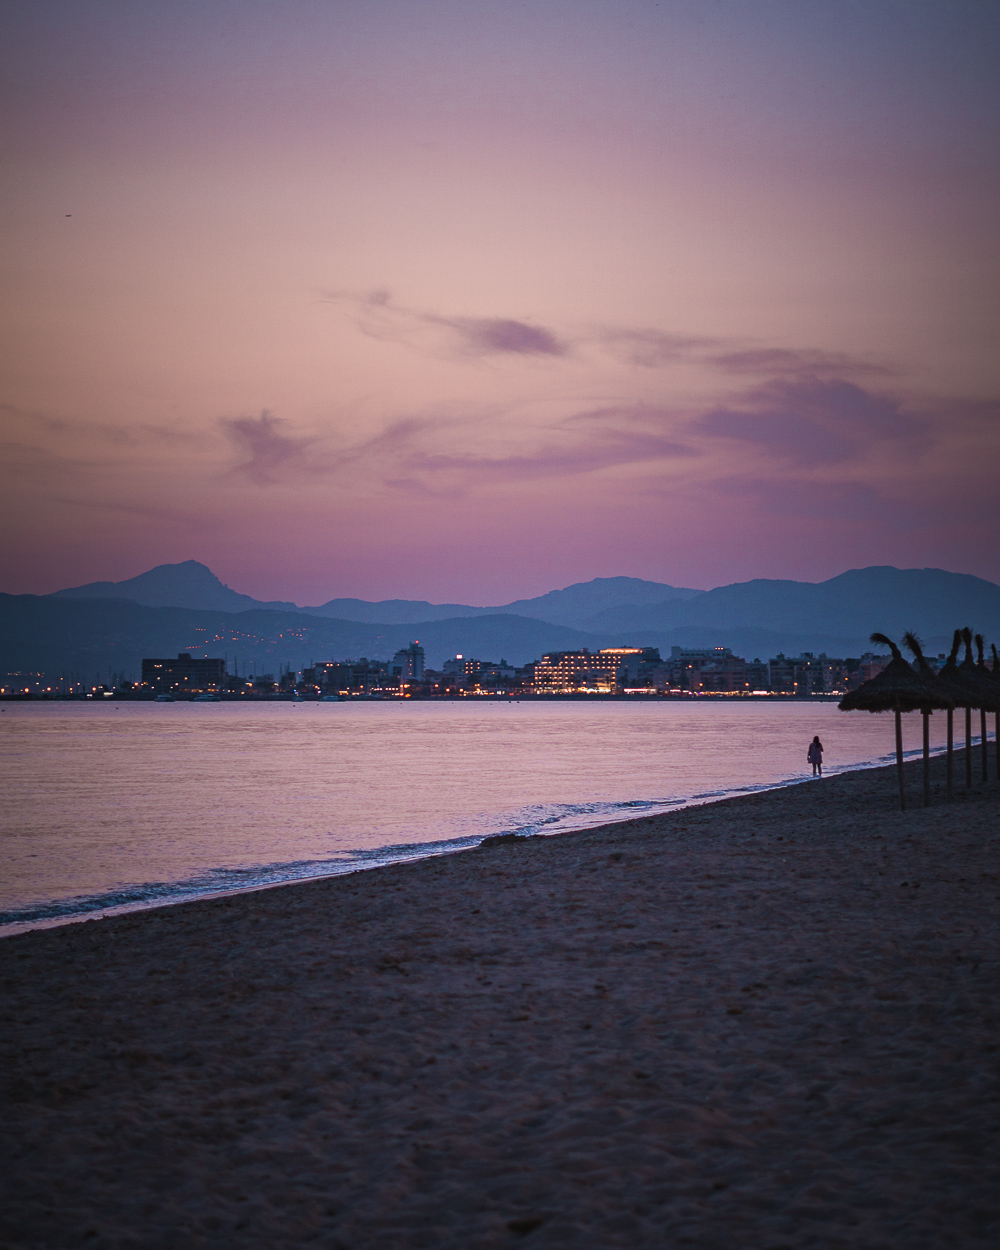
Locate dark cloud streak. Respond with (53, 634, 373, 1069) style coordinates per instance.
(324, 290, 567, 359)
(220, 411, 314, 485)
(695, 376, 927, 466)
(448, 317, 565, 356)
(404, 428, 694, 486)
(324, 291, 901, 387)
(710, 348, 893, 377)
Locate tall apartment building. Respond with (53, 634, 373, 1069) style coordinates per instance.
(768, 652, 853, 696)
(745, 659, 770, 690)
(767, 653, 814, 695)
(141, 653, 226, 694)
(304, 659, 389, 694)
(667, 647, 749, 692)
(390, 642, 425, 681)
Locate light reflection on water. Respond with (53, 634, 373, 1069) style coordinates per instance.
(0, 699, 953, 929)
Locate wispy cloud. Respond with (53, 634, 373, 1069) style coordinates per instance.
(220, 411, 315, 485)
(385, 401, 696, 490)
(404, 429, 694, 487)
(694, 376, 926, 466)
(325, 290, 568, 360)
(708, 348, 893, 377)
(210, 363, 975, 514)
(450, 317, 565, 356)
(1, 403, 205, 455)
(212, 399, 697, 495)
(710, 471, 1000, 538)
(711, 475, 896, 523)
(595, 328, 718, 368)
(323, 292, 907, 396)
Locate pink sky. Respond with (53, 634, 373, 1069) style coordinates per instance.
(2, 0, 998, 604)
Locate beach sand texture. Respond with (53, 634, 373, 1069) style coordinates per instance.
(2, 751, 998, 1249)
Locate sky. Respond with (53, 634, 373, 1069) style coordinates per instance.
(1, 0, 998, 606)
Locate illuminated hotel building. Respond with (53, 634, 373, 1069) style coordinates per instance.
(141, 652, 226, 694)
(532, 648, 647, 693)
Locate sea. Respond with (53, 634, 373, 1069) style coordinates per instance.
(0, 698, 960, 935)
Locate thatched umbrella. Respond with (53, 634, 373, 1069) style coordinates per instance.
(992, 644, 1000, 779)
(938, 629, 981, 796)
(839, 633, 950, 811)
(974, 634, 1000, 781)
(958, 628, 984, 788)
(903, 632, 955, 807)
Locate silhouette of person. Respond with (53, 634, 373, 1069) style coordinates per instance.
(807, 735, 824, 776)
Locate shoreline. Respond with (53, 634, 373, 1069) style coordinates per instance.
(3, 691, 850, 702)
(2, 739, 988, 939)
(2, 750, 998, 1247)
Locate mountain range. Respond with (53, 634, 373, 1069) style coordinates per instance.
(51, 561, 701, 627)
(1, 561, 997, 682)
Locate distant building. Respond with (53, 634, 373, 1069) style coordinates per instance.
(391, 642, 425, 681)
(766, 652, 847, 696)
(767, 653, 813, 696)
(460, 658, 518, 690)
(532, 648, 653, 693)
(142, 653, 226, 694)
(604, 647, 662, 686)
(668, 646, 748, 693)
(745, 659, 769, 691)
(811, 654, 849, 694)
(859, 652, 892, 683)
(304, 659, 389, 694)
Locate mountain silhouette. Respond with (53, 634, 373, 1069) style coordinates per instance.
(50, 564, 702, 626)
(582, 567, 1000, 641)
(51, 561, 298, 613)
(11, 562, 999, 680)
(301, 576, 702, 626)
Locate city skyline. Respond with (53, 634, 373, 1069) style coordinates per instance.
(2, 1, 998, 604)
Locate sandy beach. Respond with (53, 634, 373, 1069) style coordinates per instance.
(2, 750, 998, 1250)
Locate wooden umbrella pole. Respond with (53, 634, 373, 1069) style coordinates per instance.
(981, 709, 988, 782)
(895, 707, 906, 811)
(965, 707, 973, 789)
(923, 709, 930, 807)
(947, 708, 953, 800)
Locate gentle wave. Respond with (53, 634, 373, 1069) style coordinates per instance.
(0, 746, 916, 935)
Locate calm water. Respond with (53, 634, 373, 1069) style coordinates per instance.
(0, 699, 956, 932)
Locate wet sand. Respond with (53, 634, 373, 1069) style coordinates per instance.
(2, 750, 998, 1249)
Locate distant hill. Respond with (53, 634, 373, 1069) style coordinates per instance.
(0, 597, 603, 680)
(495, 576, 702, 627)
(49, 566, 703, 628)
(51, 561, 298, 614)
(583, 566, 1000, 650)
(14, 563, 999, 681)
(298, 598, 491, 624)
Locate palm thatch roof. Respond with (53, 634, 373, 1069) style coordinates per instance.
(937, 629, 982, 709)
(973, 634, 1000, 712)
(839, 633, 952, 714)
(902, 631, 958, 709)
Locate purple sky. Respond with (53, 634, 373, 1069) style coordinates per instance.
(2, 0, 998, 604)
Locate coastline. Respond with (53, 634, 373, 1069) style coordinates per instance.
(2, 751, 998, 1248)
(1, 732, 979, 938)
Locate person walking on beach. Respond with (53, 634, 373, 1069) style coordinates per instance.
(807, 735, 824, 777)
